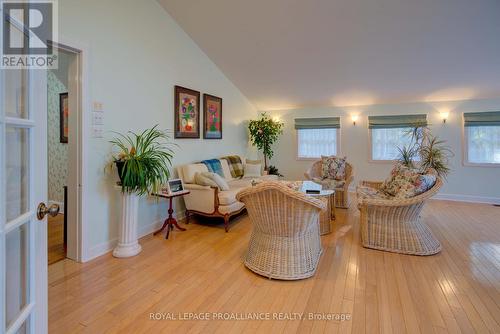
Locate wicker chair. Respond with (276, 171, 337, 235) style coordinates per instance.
(236, 182, 326, 280)
(357, 178, 443, 256)
(304, 160, 354, 208)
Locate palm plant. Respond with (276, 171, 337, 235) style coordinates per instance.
(110, 125, 175, 195)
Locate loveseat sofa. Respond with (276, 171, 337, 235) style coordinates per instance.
(177, 157, 277, 232)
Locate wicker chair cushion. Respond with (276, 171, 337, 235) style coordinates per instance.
(321, 155, 347, 180)
(381, 164, 437, 199)
(312, 177, 345, 189)
(357, 185, 391, 200)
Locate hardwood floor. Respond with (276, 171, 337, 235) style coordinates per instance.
(48, 199, 500, 333)
(48, 214, 66, 265)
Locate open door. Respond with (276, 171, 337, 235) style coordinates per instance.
(1, 22, 51, 334)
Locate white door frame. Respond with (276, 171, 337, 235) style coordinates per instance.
(50, 37, 91, 262)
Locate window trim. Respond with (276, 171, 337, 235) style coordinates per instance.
(295, 127, 341, 161)
(462, 114, 500, 167)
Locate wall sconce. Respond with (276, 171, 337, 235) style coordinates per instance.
(440, 111, 449, 123)
(351, 115, 359, 126)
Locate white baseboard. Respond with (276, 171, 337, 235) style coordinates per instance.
(85, 211, 186, 262)
(432, 193, 500, 205)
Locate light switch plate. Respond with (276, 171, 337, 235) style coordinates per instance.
(93, 101, 104, 112)
(92, 112, 104, 125)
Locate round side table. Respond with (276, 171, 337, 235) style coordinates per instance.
(306, 189, 335, 235)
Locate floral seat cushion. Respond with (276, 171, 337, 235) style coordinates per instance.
(312, 177, 345, 189)
(381, 164, 437, 199)
(357, 185, 392, 200)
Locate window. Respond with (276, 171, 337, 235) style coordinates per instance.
(295, 117, 340, 159)
(371, 127, 413, 160)
(297, 128, 338, 158)
(368, 114, 427, 161)
(464, 112, 500, 165)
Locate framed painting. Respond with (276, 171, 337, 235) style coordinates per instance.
(59, 92, 69, 143)
(174, 86, 200, 138)
(203, 94, 222, 139)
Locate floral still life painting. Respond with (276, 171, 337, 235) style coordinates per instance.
(203, 94, 222, 139)
(174, 86, 200, 138)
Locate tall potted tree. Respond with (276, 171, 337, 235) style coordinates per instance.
(109, 125, 175, 257)
(248, 113, 284, 171)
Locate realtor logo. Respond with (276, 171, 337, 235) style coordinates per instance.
(1, 0, 58, 69)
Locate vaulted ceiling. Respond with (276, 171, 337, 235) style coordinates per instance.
(158, 0, 500, 110)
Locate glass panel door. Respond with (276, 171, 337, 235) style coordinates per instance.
(1, 6, 48, 334)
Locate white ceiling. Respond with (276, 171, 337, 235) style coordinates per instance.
(158, 0, 500, 110)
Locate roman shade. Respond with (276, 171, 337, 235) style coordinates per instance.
(368, 114, 427, 129)
(294, 117, 340, 129)
(463, 111, 500, 127)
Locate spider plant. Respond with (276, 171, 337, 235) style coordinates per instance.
(418, 135, 453, 177)
(109, 125, 176, 195)
(398, 124, 453, 178)
(397, 145, 417, 169)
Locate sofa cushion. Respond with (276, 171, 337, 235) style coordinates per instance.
(218, 187, 246, 205)
(244, 161, 262, 178)
(228, 178, 254, 188)
(204, 172, 229, 191)
(321, 155, 347, 180)
(194, 172, 218, 188)
(220, 159, 234, 181)
(194, 172, 230, 191)
(182, 163, 209, 183)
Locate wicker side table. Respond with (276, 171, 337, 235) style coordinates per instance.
(306, 189, 335, 235)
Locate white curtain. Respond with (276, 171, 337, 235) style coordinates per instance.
(371, 128, 413, 160)
(297, 128, 337, 158)
(467, 126, 500, 163)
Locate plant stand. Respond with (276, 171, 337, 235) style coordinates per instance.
(113, 189, 142, 258)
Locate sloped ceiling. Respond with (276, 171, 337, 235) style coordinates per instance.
(158, 0, 500, 110)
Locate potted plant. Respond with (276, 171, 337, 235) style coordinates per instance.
(109, 125, 175, 257)
(267, 165, 284, 178)
(248, 113, 284, 170)
(397, 125, 453, 177)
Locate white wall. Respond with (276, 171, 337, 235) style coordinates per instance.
(268, 98, 500, 203)
(58, 0, 257, 260)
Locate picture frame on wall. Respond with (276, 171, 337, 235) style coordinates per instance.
(203, 94, 222, 139)
(174, 85, 200, 138)
(59, 92, 69, 143)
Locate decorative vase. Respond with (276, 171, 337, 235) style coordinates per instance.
(113, 190, 142, 258)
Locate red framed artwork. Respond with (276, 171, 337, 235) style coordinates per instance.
(174, 86, 200, 138)
(203, 94, 222, 139)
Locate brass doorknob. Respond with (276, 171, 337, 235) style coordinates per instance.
(37, 202, 60, 220)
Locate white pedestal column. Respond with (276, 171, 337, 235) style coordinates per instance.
(113, 191, 142, 258)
